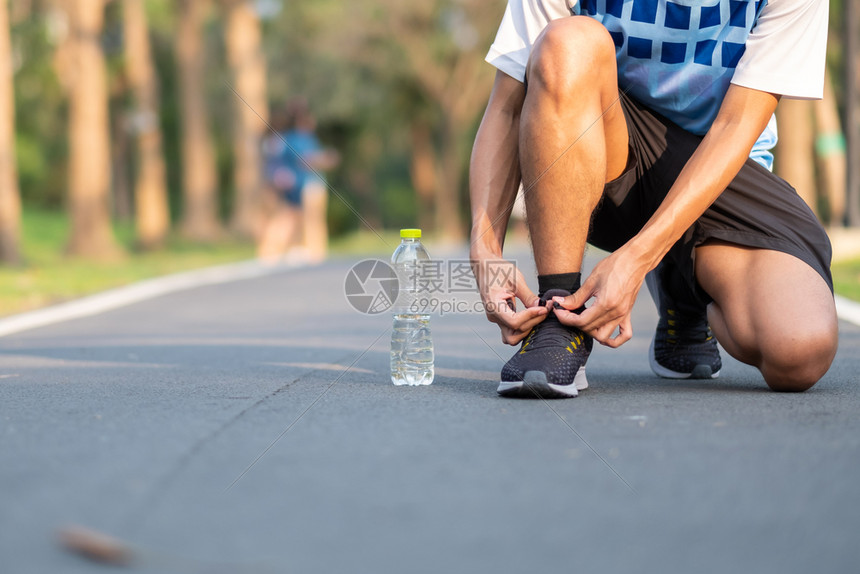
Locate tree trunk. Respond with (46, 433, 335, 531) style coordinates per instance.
(0, 0, 21, 265)
(435, 118, 465, 244)
(410, 121, 437, 233)
(813, 71, 847, 227)
(223, 0, 268, 238)
(775, 98, 817, 217)
(177, 0, 221, 241)
(111, 112, 133, 221)
(123, 0, 169, 250)
(65, 0, 122, 259)
(8, 0, 32, 23)
(845, 0, 860, 226)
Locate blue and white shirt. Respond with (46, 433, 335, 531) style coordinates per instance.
(486, 0, 829, 170)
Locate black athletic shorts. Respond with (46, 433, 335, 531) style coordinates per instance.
(588, 90, 834, 305)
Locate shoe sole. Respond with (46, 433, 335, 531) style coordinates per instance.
(497, 366, 588, 399)
(648, 337, 721, 380)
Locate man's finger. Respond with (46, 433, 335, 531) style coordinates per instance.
(501, 328, 526, 345)
(500, 313, 544, 344)
(516, 310, 549, 334)
(497, 306, 548, 345)
(553, 306, 583, 327)
(493, 301, 547, 329)
(502, 328, 530, 345)
(558, 280, 595, 311)
(557, 302, 626, 343)
(553, 300, 603, 329)
(515, 280, 539, 309)
(593, 317, 633, 348)
(508, 305, 548, 329)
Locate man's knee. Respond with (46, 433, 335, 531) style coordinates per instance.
(527, 16, 616, 97)
(759, 320, 838, 392)
(697, 244, 838, 392)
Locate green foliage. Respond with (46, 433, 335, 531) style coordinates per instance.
(826, 0, 847, 120)
(202, 9, 242, 221)
(328, 228, 403, 257)
(147, 12, 184, 222)
(833, 257, 860, 302)
(7, 0, 504, 238)
(379, 182, 418, 230)
(11, 10, 68, 208)
(7, 0, 855, 252)
(14, 132, 48, 194)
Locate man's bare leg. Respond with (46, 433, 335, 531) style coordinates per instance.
(520, 16, 629, 275)
(496, 17, 632, 398)
(302, 182, 328, 263)
(257, 205, 300, 264)
(695, 242, 838, 391)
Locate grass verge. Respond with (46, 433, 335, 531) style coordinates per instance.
(0, 211, 410, 318)
(833, 257, 860, 302)
(0, 209, 254, 318)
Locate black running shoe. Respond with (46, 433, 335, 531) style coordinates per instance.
(646, 268, 721, 379)
(498, 289, 592, 398)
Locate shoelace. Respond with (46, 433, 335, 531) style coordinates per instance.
(520, 314, 587, 353)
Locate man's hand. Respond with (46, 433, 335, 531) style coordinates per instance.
(472, 257, 548, 345)
(551, 249, 648, 348)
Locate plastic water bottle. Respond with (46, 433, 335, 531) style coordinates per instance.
(390, 229, 434, 386)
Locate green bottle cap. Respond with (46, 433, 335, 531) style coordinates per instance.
(400, 229, 422, 238)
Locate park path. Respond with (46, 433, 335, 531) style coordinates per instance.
(1, 249, 858, 573)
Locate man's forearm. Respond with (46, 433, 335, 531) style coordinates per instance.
(624, 85, 780, 269)
(469, 72, 527, 259)
(469, 120, 520, 257)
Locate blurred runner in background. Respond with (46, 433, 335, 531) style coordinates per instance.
(258, 98, 339, 264)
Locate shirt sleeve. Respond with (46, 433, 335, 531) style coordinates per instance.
(731, 0, 829, 100)
(485, 0, 575, 82)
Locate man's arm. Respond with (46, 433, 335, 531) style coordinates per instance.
(470, 70, 524, 259)
(470, 70, 549, 344)
(556, 84, 780, 346)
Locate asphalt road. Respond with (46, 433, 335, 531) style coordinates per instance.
(1, 248, 859, 573)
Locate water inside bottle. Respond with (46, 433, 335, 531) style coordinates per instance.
(390, 314, 434, 386)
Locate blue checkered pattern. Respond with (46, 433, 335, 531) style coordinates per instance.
(576, 0, 774, 169)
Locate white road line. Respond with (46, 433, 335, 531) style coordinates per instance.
(835, 295, 860, 328)
(0, 259, 299, 338)
(2, 261, 859, 337)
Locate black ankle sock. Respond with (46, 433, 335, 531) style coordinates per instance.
(659, 261, 706, 316)
(537, 272, 581, 298)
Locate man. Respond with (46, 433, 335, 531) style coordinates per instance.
(470, 0, 838, 398)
